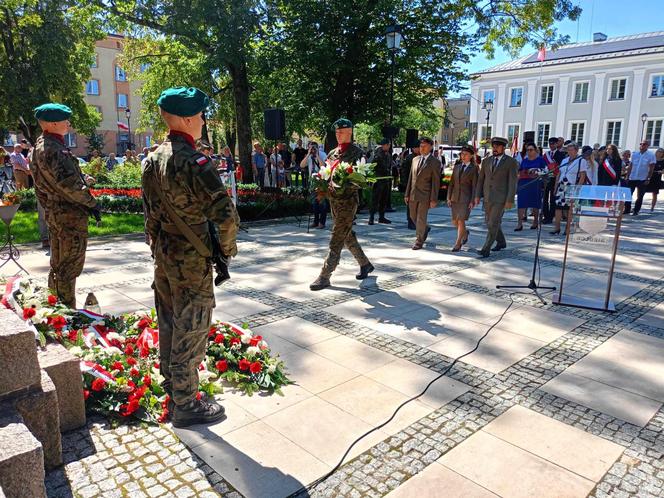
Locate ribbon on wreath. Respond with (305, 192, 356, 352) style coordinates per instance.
(80, 360, 116, 383)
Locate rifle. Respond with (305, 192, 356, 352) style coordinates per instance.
(208, 221, 231, 286)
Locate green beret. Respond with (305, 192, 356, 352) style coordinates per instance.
(333, 118, 353, 130)
(34, 103, 72, 122)
(157, 87, 209, 117)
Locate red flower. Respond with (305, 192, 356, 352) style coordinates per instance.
(143, 375, 151, 387)
(111, 361, 124, 371)
(208, 327, 216, 337)
(130, 367, 139, 377)
(47, 295, 58, 306)
(238, 359, 251, 371)
(127, 357, 137, 366)
(249, 361, 262, 374)
(214, 334, 224, 344)
(125, 344, 135, 356)
(120, 399, 140, 417)
(161, 395, 171, 409)
(127, 380, 136, 390)
(249, 335, 263, 347)
(83, 389, 90, 400)
(154, 361, 160, 369)
(215, 360, 228, 372)
(91, 378, 105, 391)
(136, 317, 151, 330)
(51, 315, 66, 330)
(158, 408, 169, 423)
(23, 307, 36, 320)
(67, 329, 78, 342)
(346, 166, 354, 174)
(139, 346, 150, 358)
(230, 337, 241, 347)
(196, 391, 203, 400)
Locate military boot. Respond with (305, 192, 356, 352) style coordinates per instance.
(310, 275, 331, 291)
(368, 214, 375, 225)
(356, 263, 375, 280)
(172, 397, 225, 428)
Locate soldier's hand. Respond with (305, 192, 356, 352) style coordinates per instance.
(505, 201, 513, 210)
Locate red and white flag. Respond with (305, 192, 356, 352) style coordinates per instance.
(537, 45, 546, 62)
(117, 121, 129, 131)
(510, 134, 519, 156)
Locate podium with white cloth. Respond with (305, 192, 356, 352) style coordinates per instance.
(554, 185, 632, 312)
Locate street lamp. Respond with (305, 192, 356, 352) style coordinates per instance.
(125, 107, 132, 150)
(385, 24, 403, 140)
(641, 112, 648, 142)
(482, 99, 493, 156)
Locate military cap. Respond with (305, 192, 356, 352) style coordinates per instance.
(157, 87, 209, 117)
(378, 138, 390, 145)
(34, 103, 72, 122)
(419, 136, 434, 145)
(490, 136, 508, 146)
(332, 118, 353, 129)
(460, 145, 475, 155)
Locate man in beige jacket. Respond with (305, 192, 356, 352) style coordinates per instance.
(474, 137, 519, 258)
(404, 137, 441, 250)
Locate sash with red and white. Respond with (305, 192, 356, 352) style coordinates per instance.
(602, 158, 617, 181)
(543, 151, 558, 173)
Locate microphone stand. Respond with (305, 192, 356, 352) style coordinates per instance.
(496, 169, 556, 304)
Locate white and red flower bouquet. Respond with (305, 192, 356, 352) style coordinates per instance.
(310, 158, 376, 198)
(2, 277, 292, 425)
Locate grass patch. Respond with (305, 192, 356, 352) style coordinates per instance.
(9, 212, 145, 244)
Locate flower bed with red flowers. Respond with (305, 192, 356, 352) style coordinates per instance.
(90, 188, 142, 198)
(2, 277, 292, 425)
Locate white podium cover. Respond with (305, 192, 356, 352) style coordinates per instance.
(565, 185, 632, 201)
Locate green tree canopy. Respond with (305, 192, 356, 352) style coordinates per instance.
(0, 0, 104, 141)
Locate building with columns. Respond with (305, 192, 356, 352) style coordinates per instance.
(469, 31, 664, 151)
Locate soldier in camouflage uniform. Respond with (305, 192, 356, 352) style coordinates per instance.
(142, 87, 240, 427)
(310, 118, 374, 291)
(30, 103, 101, 308)
(369, 137, 392, 225)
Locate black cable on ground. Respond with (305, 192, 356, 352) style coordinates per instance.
(287, 293, 517, 497)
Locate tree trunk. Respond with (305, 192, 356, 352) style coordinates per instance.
(228, 60, 253, 183)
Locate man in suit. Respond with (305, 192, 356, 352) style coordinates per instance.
(474, 137, 518, 258)
(404, 137, 441, 250)
(400, 143, 420, 229)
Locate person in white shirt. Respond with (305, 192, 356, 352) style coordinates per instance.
(551, 142, 588, 235)
(624, 140, 656, 215)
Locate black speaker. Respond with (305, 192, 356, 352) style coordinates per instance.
(523, 131, 535, 144)
(381, 125, 399, 140)
(406, 128, 419, 148)
(264, 109, 285, 140)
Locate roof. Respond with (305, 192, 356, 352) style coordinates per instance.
(474, 31, 664, 76)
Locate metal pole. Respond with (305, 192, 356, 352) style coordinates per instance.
(389, 51, 395, 126)
(483, 110, 490, 156)
(641, 120, 646, 141)
(127, 113, 132, 150)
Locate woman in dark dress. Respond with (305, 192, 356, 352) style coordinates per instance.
(647, 148, 664, 211)
(447, 145, 478, 251)
(597, 144, 622, 186)
(515, 142, 546, 230)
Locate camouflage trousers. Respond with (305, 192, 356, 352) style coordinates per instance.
(46, 211, 88, 309)
(320, 195, 370, 278)
(152, 232, 215, 405)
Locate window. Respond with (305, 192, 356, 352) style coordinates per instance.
(507, 124, 520, 147)
(3, 133, 17, 146)
(539, 85, 554, 105)
(464, 107, 470, 116)
(64, 133, 76, 148)
(482, 90, 495, 105)
(115, 66, 127, 82)
(86, 80, 99, 95)
(117, 93, 128, 108)
(481, 125, 492, 141)
(91, 105, 102, 118)
(651, 75, 664, 97)
(90, 55, 98, 68)
(569, 122, 585, 144)
(509, 87, 523, 107)
(443, 133, 449, 142)
(645, 119, 663, 147)
(609, 78, 626, 100)
(536, 123, 551, 148)
(605, 120, 622, 145)
(572, 82, 589, 103)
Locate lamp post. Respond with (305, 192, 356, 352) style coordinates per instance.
(385, 24, 403, 142)
(482, 99, 493, 156)
(125, 107, 132, 151)
(641, 112, 648, 142)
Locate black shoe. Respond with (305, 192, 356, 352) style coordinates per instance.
(172, 398, 226, 428)
(378, 218, 392, 224)
(491, 244, 506, 252)
(368, 214, 375, 225)
(310, 276, 331, 291)
(477, 249, 490, 258)
(385, 208, 396, 213)
(462, 229, 470, 245)
(514, 226, 523, 232)
(549, 230, 560, 235)
(356, 263, 375, 280)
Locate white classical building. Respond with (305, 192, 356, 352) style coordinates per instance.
(469, 31, 664, 151)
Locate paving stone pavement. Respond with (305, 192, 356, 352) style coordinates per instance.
(13, 203, 664, 497)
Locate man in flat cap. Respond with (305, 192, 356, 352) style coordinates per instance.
(369, 138, 392, 225)
(142, 86, 240, 427)
(474, 136, 518, 258)
(404, 137, 441, 250)
(310, 118, 374, 290)
(30, 103, 101, 308)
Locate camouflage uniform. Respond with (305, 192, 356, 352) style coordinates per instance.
(30, 133, 97, 308)
(142, 133, 239, 406)
(319, 143, 370, 278)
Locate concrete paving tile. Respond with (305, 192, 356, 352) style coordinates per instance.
(542, 371, 662, 427)
(439, 293, 515, 323)
(479, 306, 584, 342)
(385, 462, 499, 498)
(307, 336, 396, 374)
(219, 382, 313, 419)
(277, 347, 359, 394)
(483, 405, 624, 481)
(253, 316, 338, 348)
(439, 431, 596, 498)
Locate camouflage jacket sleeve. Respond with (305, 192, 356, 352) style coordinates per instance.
(190, 154, 240, 257)
(141, 157, 159, 250)
(46, 147, 97, 209)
